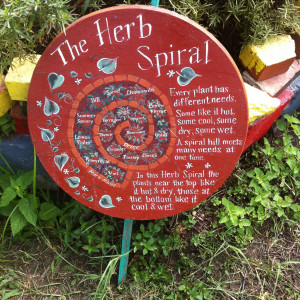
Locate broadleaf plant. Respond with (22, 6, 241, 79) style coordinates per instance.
(0, 169, 61, 238)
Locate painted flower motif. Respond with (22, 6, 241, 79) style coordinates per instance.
(102, 165, 125, 183)
(155, 128, 169, 143)
(99, 128, 114, 143)
(75, 78, 82, 85)
(63, 169, 69, 174)
(54, 127, 59, 132)
(167, 70, 175, 77)
(103, 83, 125, 101)
(157, 118, 169, 128)
(116, 106, 131, 121)
(205, 162, 211, 168)
(102, 111, 117, 128)
(116, 197, 123, 202)
(107, 142, 124, 158)
(125, 124, 147, 145)
(82, 186, 89, 191)
(127, 84, 148, 106)
(147, 99, 166, 119)
(153, 143, 165, 156)
(36, 101, 42, 107)
(141, 148, 158, 164)
(130, 110, 147, 124)
(185, 162, 193, 169)
(123, 151, 140, 165)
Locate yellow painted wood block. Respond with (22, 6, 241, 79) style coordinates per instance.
(5, 55, 41, 101)
(0, 75, 15, 117)
(239, 35, 296, 81)
(245, 83, 280, 125)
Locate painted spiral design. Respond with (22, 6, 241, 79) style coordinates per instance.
(68, 75, 176, 188)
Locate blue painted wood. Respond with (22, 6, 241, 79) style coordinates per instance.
(281, 73, 300, 116)
(152, 0, 160, 7)
(0, 133, 57, 189)
(118, 219, 134, 285)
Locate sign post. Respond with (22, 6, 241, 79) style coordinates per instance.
(28, 4, 248, 285)
(118, 219, 133, 284)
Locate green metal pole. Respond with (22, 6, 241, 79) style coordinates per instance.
(152, 0, 160, 6)
(118, 219, 134, 285)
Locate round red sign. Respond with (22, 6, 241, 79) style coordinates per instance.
(28, 5, 248, 220)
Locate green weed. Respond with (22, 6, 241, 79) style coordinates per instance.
(0, 155, 61, 241)
(0, 0, 75, 74)
(0, 113, 15, 140)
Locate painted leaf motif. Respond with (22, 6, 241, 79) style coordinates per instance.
(58, 92, 65, 99)
(177, 67, 201, 86)
(48, 73, 65, 90)
(97, 58, 117, 74)
(86, 196, 93, 202)
(85, 72, 93, 78)
(44, 97, 60, 116)
(70, 71, 78, 78)
(54, 153, 69, 171)
(41, 128, 54, 142)
(75, 190, 80, 195)
(65, 177, 80, 188)
(99, 195, 115, 208)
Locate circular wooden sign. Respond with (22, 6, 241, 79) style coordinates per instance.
(28, 5, 248, 220)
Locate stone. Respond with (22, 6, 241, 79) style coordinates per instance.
(245, 83, 280, 125)
(5, 55, 41, 101)
(239, 35, 296, 81)
(0, 75, 15, 117)
(242, 59, 300, 97)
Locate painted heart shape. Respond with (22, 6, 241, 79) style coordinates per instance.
(48, 73, 64, 90)
(70, 71, 78, 78)
(54, 153, 69, 171)
(177, 67, 201, 86)
(86, 196, 93, 202)
(99, 195, 115, 209)
(97, 58, 117, 74)
(40, 128, 54, 142)
(65, 176, 80, 188)
(44, 97, 60, 116)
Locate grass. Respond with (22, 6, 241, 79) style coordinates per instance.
(1, 219, 298, 299)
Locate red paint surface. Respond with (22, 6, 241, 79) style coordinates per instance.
(28, 5, 248, 220)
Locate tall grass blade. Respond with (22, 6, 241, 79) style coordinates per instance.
(0, 152, 15, 175)
(93, 256, 120, 300)
(33, 147, 37, 212)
